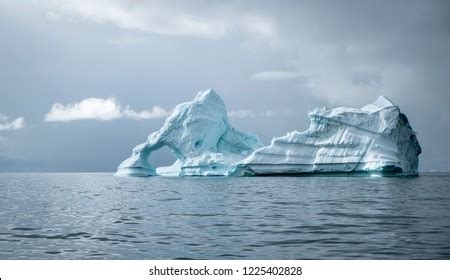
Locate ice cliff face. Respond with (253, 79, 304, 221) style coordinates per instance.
(233, 96, 421, 176)
(117, 90, 421, 177)
(116, 89, 263, 176)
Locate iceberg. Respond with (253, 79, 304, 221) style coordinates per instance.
(116, 89, 263, 177)
(117, 89, 421, 177)
(233, 95, 421, 176)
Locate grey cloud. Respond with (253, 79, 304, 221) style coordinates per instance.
(250, 71, 304, 81)
(0, 0, 449, 171)
(37, 0, 280, 45)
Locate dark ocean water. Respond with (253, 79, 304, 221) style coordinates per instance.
(0, 172, 449, 259)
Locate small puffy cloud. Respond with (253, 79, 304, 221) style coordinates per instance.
(250, 71, 303, 81)
(45, 98, 122, 122)
(44, 98, 171, 122)
(0, 115, 25, 131)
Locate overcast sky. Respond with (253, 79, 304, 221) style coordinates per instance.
(0, 0, 449, 172)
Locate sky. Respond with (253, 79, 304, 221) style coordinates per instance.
(0, 0, 449, 172)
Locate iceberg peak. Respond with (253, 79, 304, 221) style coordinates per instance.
(361, 95, 396, 112)
(193, 89, 224, 105)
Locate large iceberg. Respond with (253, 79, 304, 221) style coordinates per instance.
(117, 89, 421, 177)
(116, 89, 263, 176)
(233, 95, 421, 176)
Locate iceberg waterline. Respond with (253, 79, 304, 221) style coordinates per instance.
(116, 89, 421, 177)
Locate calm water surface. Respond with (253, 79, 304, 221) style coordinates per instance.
(1, 173, 449, 259)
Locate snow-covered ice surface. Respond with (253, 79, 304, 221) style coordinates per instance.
(117, 90, 421, 177)
(116, 89, 263, 177)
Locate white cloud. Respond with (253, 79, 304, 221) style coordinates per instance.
(0, 115, 25, 131)
(39, 0, 280, 44)
(122, 106, 170, 120)
(228, 109, 295, 119)
(250, 71, 303, 81)
(44, 97, 171, 122)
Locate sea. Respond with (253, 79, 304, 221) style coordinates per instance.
(0, 172, 449, 259)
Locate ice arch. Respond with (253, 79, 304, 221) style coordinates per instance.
(116, 89, 263, 177)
